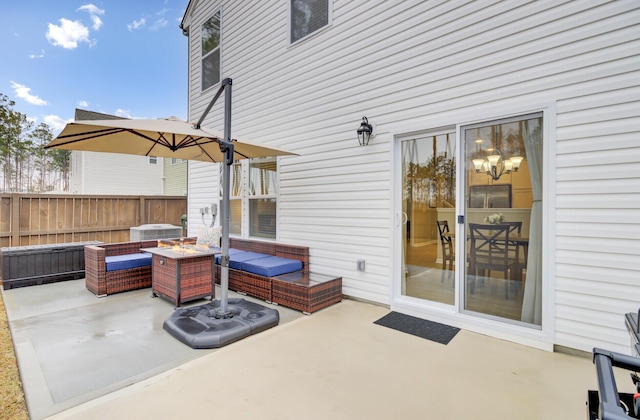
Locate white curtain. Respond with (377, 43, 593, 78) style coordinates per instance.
(521, 118, 543, 325)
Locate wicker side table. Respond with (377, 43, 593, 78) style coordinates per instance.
(271, 272, 342, 315)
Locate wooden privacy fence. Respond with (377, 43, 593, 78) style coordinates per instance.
(0, 194, 187, 247)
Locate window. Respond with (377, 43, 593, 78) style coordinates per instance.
(222, 158, 278, 239)
(249, 158, 277, 238)
(202, 12, 221, 91)
(170, 158, 185, 165)
(149, 156, 157, 164)
(229, 162, 243, 235)
(290, 0, 330, 43)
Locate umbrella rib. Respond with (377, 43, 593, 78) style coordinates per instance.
(181, 135, 218, 148)
(194, 141, 218, 161)
(122, 129, 178, 156)
(45, 127, 126, 147)
(233, 149, 249, 160)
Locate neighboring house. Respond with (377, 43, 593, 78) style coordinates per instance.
(180, 1, 640, 354)
(69, 109, 186, 195)
(163, 158, 188, 196)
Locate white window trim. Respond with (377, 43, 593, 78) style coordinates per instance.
(288, 0, 333, 46)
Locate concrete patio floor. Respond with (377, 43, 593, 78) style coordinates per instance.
(2, 279, 303, 419)
(2, 279, 630, 419)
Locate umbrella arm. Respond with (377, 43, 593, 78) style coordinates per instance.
(194, 78, 232, 130)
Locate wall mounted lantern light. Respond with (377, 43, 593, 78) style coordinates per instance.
(357, 116, 374, 146)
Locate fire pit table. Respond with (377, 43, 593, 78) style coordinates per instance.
(142, 244, 220, 307)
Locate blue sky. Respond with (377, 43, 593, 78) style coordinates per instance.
(1, 0, 190, 133)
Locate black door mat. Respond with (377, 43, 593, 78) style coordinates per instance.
(374, 312, 459, 345)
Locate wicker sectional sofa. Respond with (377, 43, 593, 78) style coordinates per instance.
(84, 240, 160, 296)
(215, 238, 343, 314)
(85, 237, 342, 314)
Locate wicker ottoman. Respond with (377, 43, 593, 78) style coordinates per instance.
(271, 272, 342, 314)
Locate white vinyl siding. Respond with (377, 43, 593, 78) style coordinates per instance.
(69, 151, 163, 195)
(555, 86, 640, 353)
(183, 0, 640, 353)
(187, 161, 218, 238)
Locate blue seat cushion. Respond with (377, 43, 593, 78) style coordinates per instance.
(214, 248, 249, 265)
(105, 253, 152, 272)
(214, 248, 258, 270)
(240, 256, 303, 277)
(227, 251, 272, 270)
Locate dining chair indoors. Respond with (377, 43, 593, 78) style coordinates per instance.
(436, 220, 455, 284)
(468, 223, 520, 299)
(500, 221, 526, 283)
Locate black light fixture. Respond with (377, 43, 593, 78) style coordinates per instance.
(357, 116, 373, 146)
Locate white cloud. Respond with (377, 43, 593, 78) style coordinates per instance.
(150, 18, 168, 31)
(46, 5, 104, 49)
(77, 4, 104, 15)
(46, 18, 90, 49)
(115, 109, 132, 118)
(78, 100, 89, 108)
(29, 49, 45, 59)
(10, 81, 48, 106)
(127, 18, 146, 31)
(77, 4, 105, 30)
(89, 15, 103, 31)
(44, 115, 72, 132)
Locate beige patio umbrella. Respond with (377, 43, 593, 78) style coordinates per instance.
(47, 115, 293, 163)
(46, 79, 296, 317)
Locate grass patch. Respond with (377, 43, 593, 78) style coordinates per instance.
(0, 290, 29, 420)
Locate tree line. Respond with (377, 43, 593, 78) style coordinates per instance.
(0, 93, 70, 193)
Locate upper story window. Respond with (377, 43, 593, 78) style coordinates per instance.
(202, 11, 221, 91)
(149, 156, 157, 164)
(290, 0, 330, 44)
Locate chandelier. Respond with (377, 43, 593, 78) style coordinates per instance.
(471, 129, 523, 181)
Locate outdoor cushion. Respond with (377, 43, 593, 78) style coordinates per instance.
(227, 251, 271, 270)
(240, 256, 303, 277)
(105, 253, 152, 272)
(214, 248, 246, 265)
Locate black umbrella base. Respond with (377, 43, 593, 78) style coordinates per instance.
(163, 298, 280, 349)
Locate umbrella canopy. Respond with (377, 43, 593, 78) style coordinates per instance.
(46, 116, 295, 163)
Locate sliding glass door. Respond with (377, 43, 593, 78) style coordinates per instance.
(400, 129, 456, 306)
(397, 113, 543, 329)
(462, 113, 543, 326)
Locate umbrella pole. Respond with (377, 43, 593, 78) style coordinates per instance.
(219, 79, 233, 316)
